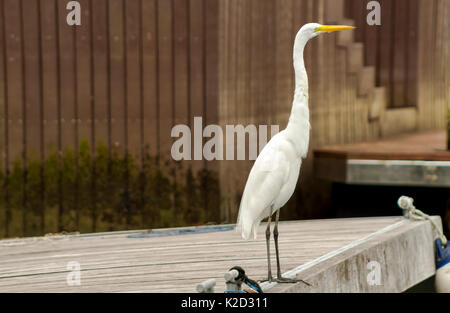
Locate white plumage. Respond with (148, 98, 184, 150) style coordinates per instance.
(237, 120, 309, 240)
(235, 23, 355, 282)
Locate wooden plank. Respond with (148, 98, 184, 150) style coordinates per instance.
(378, 0, 393, 107)
(39, 0, 59, 235)
(188, 0, 204, 172)
(327, 5, 338, 145)
(350, 0, 365, 43)
(3, 0, 24, 236)
(156, 0, 173, 165)
(226, 0, 237, 217)
(315, 0, 327, 146)
(22, 0, 41, 157)
(56, 0, 78, 232)
(204, 0, 219, 128)
(141, 0, 159, 159)
(405, 0, 419, 107)
(75, 0, 93, 147)
(275, 0, 293, 128)
(21, 0, 43, 236)
(335, 29, 346, 144)
(172, 0, 189, 214)
(217, 0, 229, 222)
(0, 0, 9, 238)
(204, 0, 219, 179)
(234, 0, 247, 220)
(173, 0, 189, 130)
(57, 0, 76, 151)
(3, 0, 24, 166)
(391, 0, 408, 108)
(109, 0, 125, 154)
(314, 130, 448, 161)
(92, 0, 109, 150)
(363, 7, 378, 67)
(264, 0, 275, 127)
(125, 0, 142, 160)
(0, 217, 440, 292)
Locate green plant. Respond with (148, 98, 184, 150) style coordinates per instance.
(0, 140, 221, 239)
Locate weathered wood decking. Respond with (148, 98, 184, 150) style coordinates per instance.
(314, 130, 450, 187)
(0, 216, 441, 293)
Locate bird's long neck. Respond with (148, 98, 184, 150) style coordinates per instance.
(285, 35, 311, 157)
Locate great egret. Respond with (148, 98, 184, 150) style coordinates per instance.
(236, 23, 355, 283)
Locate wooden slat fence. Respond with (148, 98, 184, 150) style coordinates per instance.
(0, 0, 448, 238)
(0, 0, 219, 238)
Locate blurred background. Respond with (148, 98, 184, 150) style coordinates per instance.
(0, 0, 449, 239)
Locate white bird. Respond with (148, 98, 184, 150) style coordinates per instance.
(236, 23, 355, 283)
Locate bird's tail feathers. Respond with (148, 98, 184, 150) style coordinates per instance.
(237, 207, 259, 240)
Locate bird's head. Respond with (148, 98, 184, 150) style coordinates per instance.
(298, 23, 355, 41)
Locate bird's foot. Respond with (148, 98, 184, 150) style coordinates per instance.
(260, 276, 274, 283)
(275, 276, 311, 285)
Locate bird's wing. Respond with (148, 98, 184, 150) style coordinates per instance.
(240, 139, 291, 219)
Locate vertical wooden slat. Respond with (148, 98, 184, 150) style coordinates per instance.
(22, 0, 41, 157)
(142, 0, 159, 159)
(173, 0, 189, 131)
(275, 0, 293, 129)
(4, 0, 24, 167)
(203, 0, 219, 219)
(217, 0, 229, 222)
(109, 0, 125, 154)
(122, 0, 130, 227)
(92, 0, 109, 150)
(364, 3, 378, 67)
(204, 0, 219, 153)
(0, 0, 9, 237)
(227, 0, 237, 218)
(189, 0, 204, 172)
(325, 1, 338, 145)
(58, 0, 76, 151)
(336, 32, 346, 144)
(22, 0, 42, 235)
(243, 0, 254, 219)
(234, 0, 245, 219)
(172, 0, 189, 215)
(125, 0, 142, 159)
(350, 0, 365, 43)
(73, 0, 93, 232)
(39, 0, 58, 234)
(54, 0, 64, 232)
(75, 0, 93, 147)
(417, 0, 434, 128)
(157, 0, 173, 165)
(406, 0, 419, 107)
(430, 0, 438, 128)
(4, 0, 24, 236)
(57, 0, 77, 231)
(378, 0, 393, 107)
(391, 0, 408, 108)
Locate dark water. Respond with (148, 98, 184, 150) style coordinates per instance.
(405, 275, 436, 293)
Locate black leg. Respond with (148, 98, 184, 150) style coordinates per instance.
(265, 215, 273, 282)
(274, 210, 282, 278)
(274, 210, 298, 283)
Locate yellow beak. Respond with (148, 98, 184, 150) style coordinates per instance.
(315, 25, 356, 32)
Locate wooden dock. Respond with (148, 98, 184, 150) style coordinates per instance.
(314, 130, 450, 187)
(0, 216, 442, 293)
